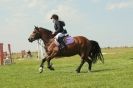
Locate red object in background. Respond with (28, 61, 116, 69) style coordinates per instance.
(0, 43, 4, 65)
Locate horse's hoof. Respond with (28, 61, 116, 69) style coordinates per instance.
(76, 71, 80, 73)
(76, 69, 80, 73)
(49, 67, 55, 70)
(50, 68, 55, 70)
(39, 67, 43, 73)
(88, 70, 92, 73)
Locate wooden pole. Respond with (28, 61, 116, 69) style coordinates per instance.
(37, 40, 40, 60)
(8, 44, 12, 63)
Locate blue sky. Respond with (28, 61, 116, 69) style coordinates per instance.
(0, 0, 133, 52)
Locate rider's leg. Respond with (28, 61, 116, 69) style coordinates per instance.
(55, 33, 66, 48)
(55, 33, 64, 40)
(60, 37, 67, 48)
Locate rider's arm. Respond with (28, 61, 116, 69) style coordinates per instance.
(54, 21, 61, 34)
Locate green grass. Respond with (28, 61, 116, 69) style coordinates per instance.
(0, 48, 133, 88)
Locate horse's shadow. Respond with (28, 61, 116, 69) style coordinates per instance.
(91, 68, 116, 72)
(129, 57, 133, 60)
(80, 68, 116, 73)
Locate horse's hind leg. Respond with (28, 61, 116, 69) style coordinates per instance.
(76, 59, 85, 73)
(85, 57, 92, 72)
(39, 57, 46, 73)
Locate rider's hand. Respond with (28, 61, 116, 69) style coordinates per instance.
(52, 32, 55, 35)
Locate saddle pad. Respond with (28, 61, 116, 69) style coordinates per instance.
(65, 36, 74, 45)
(54, 36, 74, 46)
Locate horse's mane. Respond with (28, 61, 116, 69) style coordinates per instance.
(39, 27, 52, 34)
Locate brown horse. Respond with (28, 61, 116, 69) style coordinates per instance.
(28, 26, 104, 73)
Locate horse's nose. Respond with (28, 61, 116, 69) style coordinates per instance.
(28, 38, 30, 41)
(28, 38, 32, 42)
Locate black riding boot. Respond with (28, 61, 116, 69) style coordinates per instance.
(58, 37, 66, 49)
(61, 40, 67, 49)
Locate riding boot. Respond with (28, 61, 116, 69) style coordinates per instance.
(61, 40, 67, 49)
(57, 37, 62, 49)
(58, 37, 66, 49)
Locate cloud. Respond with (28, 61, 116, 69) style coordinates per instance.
(46, 4, 87, 26)
(26, 0, 38, 7)
(91, 0, 100, 3)
(106, 1, 133, 11)
(0, 0, 89, 51)
(107, 2, 129, 11)
(25, 0, 49, 8)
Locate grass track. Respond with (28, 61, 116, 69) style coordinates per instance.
(0, 48, 133, 88)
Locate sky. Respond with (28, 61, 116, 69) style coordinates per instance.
(0, 0, 133, 52)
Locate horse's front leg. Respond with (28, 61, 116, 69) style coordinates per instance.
(47, 59, 55, 70)
(46, 51, 57, 70)
(39, 57, 46, 73)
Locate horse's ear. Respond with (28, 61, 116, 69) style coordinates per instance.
(34, 25, 39, 31)
(34, 25, 37, 29)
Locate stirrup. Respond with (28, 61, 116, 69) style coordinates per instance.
(59, 44, 65, 50)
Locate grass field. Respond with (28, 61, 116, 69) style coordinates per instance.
(0, 48, 133, 88)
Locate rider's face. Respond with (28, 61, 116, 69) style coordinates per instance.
(52, 19, 56, 23)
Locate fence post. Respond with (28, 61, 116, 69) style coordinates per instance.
(8, 44, 12, 63)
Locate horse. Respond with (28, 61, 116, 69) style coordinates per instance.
(28, 26, 104, 73)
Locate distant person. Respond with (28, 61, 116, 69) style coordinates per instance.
(27, 50, 32, 58)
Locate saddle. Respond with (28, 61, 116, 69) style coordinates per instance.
(54, 36, 74, 47)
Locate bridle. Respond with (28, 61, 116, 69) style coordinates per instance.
(35, 28, 52, 46)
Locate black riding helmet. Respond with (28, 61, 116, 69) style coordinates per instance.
(51, 14, 59, 20)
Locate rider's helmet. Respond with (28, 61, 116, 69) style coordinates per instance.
(51, 14, 59, 20)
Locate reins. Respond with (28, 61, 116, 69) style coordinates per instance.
(37, 40, 44, 48)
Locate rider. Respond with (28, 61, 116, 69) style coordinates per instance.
(51, 14, 67, 49)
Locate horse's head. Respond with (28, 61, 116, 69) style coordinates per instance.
(28, 26, 53, 43)
(28, 26, 41, 42)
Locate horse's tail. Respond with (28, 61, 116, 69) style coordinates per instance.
(89, 40, 104, 64)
